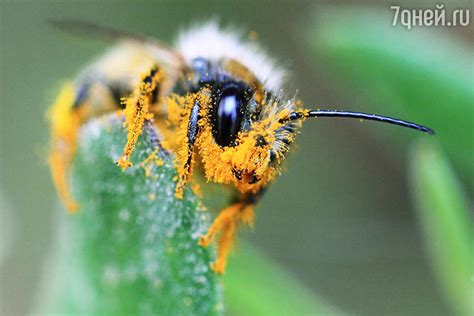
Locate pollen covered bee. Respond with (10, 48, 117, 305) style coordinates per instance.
(48, 21, 434, 274)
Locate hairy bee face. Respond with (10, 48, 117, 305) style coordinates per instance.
(186, 67, 301, 194)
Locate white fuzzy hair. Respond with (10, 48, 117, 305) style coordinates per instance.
(175, 21, 286, 92)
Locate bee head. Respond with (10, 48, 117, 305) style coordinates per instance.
(175, 57, 433, 196)
(193, 79, 301, 194)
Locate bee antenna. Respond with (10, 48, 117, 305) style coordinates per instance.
(288, 110, 434, 135)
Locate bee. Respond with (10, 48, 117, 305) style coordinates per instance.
(48, 20, 434, 274)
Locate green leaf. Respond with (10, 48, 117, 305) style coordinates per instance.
(224, 243, 345, 316)
(309, 6, 474, 182)
(409, 139, 472, 316)
(46, 114, 223, 315)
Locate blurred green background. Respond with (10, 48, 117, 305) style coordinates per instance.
(0, 1, 472, 315)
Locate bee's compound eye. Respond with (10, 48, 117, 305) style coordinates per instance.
(214, 86, 244, 147)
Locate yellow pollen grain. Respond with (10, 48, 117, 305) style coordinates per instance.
(248, 30, 259, 41)
(191, 182, 202, 197)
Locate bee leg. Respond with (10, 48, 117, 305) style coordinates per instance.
(211, 218, 237, 274)
(199, 191, 263, 274)
(116, 65, 163, 170)
(48, 83, 84, 213)
(199, 202, 255, 274)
